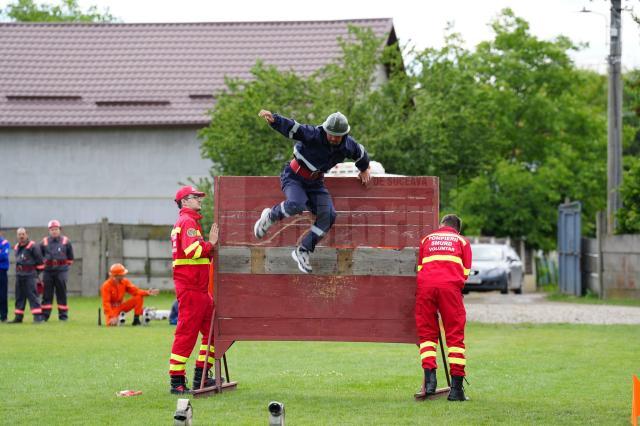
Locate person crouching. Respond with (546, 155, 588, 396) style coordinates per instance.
(101, 263, 158, 326)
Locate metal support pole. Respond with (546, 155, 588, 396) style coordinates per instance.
(607, 0, 623, 234)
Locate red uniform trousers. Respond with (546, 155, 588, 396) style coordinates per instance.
(415, 284, 467, 376)
(168, 288, 214, 376)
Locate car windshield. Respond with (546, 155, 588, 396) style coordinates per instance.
(472, 245, 504, 261)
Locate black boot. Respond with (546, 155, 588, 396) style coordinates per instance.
(170, 375, 191, 395)
(8, 314, 23, 324)
(447, 376, 467, 401)
(132, 315, 141, 326)
(33, 314, 44, 324)
(424, 368, 437, 395)
(192, 367, 219, 389)
(43, 311, 51, 322)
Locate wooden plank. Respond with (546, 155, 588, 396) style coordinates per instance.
(216, 274, 416, 320)
(219, 195, 435, 212)
(219, 222, 430, 248)
(218, 210, 434, 226)
(216, 317, 417, 344)
(219, 176, 437, 199)
(218, 246, 418, 275)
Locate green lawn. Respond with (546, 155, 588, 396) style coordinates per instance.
(546, 291, 640, 307)
(1, 294, 638, 425)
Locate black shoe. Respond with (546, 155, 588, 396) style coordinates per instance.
(132, 315, 141, 326)
(424, 368, 437, 395)
(8, 314, 23, 324)
(447, 376, 467, 401)
(170, 376, 191, 395)
(193, 367, 224, 389)
(33, 314, 44, 324)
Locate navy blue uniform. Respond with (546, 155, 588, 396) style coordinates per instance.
(14, 240, 44, 319)
(0, 236, 10, 321)
(40, 236, 74, 320)
(268, 114, 370, 251)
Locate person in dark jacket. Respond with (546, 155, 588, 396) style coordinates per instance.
(0, 230, 10, 322)
(40, 219, 74, 321)
(9, 228, 44, 323)
(254, 110, 371, 273)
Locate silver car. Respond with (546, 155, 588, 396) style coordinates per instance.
(464, 244, 524, 294)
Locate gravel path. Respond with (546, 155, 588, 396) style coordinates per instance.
(464, 293, 640, 324)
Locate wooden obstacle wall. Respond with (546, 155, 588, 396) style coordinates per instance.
(213, 176, 439, 357)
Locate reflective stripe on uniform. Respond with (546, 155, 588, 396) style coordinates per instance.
(289, 121, 300, 139)
(420, 351, 437, 360)
(173, 258, 210, 267)
(199, 344, 213, 352)
(422, 255, 470, 275)
(311, 225, 325, 237)
(169, 364, 186, 371)
(280, 201, 289, 217)
(355, 143, 366, 163)
(419, 341, 438, 349)
(448, 346, 466, 354)
(184, 241, 200, 256)
(197, 354, 215, 363)
(448, 357, 466, 366)
(193, 246, 203, 259)
(293, 146, 318, 171)
(171, 227, 181, 236)
(171, 353, 189, 363)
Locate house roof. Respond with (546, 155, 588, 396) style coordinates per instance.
(0, 19, 395, 128)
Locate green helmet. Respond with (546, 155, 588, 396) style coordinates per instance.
(322, 112, 350, 136)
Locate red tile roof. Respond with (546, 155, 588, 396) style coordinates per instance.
(0, 19, 395, 128)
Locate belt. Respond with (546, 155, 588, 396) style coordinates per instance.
(16, 265, 36, 272)
(290, 158, 324, 180)
(45, 260, 69, 266)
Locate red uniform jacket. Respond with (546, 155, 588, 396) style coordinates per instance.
(171, 208, 213, 292)
(417, 226, 472, 288)
(101, 277, 150, 318)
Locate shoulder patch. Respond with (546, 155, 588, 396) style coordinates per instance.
(186, 228, 197, 237)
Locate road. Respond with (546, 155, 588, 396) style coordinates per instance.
(464, 292, 640, 324)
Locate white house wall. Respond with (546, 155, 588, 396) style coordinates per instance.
(0, 128, 211, 227)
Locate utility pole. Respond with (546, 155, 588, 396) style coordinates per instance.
(607, 0, 623, 234)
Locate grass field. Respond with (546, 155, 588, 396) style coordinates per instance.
(1, 293, 638, 425)
(546, 292, 640, 307)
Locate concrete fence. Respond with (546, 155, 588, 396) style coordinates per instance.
(4, 219, 173, 297)
(582, 213, 640, 298)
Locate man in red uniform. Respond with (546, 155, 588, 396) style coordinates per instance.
(169, 185, 219, 394)
(101, 263, 159, 326)
(415, 214, 472, 401)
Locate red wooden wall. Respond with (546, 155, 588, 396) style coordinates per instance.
(213, 176, 439, 357)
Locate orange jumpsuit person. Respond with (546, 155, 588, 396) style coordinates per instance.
(101, 263, 159, 326)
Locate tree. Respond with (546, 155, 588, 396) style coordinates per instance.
(616, 157, 640, 233)
(1, 0, 115, 22)
(199, 26, 408, 176)
(199, 10, 610, 249)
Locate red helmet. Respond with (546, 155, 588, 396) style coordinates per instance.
(109, 263, 128, 276)
(48, 219, 61, 229)
(174, 186, 205, 202)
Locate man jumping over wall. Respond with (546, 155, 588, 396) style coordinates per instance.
(254, 110, 371, 273)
